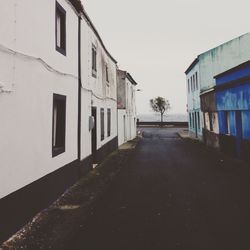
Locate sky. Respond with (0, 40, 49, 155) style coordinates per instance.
(83, 0, 250, 115)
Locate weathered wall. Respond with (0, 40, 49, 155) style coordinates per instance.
(199, 33, 250, 92)
(117, 70, 126, 109)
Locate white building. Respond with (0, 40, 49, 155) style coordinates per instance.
(0, 0, 120, 243)
(80, 9, 118, 167)
(117, 70, 138, 146)
(185, 58, 202, 140)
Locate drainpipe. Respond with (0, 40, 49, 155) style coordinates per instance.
(77, 16, 82, 165)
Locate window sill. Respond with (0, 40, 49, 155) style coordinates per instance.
(52, 147, 65, 157)
(92, 70, 97, 78)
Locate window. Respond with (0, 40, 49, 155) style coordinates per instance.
(52, 94, 66, 157)
(209, 112, 214, 132)
(191, 77, 193, 92)
(106, 64, 109, 83)
(188, 79, 190, 93)
(56, 2, 66, 55)
(193, 75, 196, 91)
(226, 111, 230, 134)
(197, 112, 200, 130)
(92, 45, 97, 77)
(189, 113, 192, 128)
(100, 108, 105, 141)
(195, 72, 198, 90)
(107, 108, 111, 137)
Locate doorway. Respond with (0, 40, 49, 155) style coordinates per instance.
(91, 107, 97, 162)
(236, 111, 243, 156)
(123, 115, 126, 143)
(194, 112, 198, 138)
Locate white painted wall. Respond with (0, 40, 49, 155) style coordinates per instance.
(80, 16, 118, 161)
(117, 72, 137, 146)
(0, 0, 79, 199)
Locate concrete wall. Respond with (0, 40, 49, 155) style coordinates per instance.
(199, 33, 250, 92)
(0, 0, 79, 199)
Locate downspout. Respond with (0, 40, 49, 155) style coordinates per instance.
(77, 16, 82, 166)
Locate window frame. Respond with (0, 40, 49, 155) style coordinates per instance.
(105, 64, 109, 84)
(92, 45, 97, 77)
(100, 108, 105, 141)
(55, 2, 66, 56)
(52, 93, 67, 157)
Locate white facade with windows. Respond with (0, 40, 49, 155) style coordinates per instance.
(0, 0, 80, 200)
(0, 0, 133, 242)
(117, 70, 138, 146)
(79, 13, 118, 164)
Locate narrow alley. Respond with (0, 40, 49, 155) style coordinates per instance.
(64, 127, 250, 250)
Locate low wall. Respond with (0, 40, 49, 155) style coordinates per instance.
(137, 121, 188, 127)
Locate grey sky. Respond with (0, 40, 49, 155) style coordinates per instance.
(83, 0, 250, 115)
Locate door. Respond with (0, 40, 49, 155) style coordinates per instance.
(91, 107, 97, 162)
(236, 111, 243, 156)
(123, 115, 127, 143)
(195, 112, 198, 138)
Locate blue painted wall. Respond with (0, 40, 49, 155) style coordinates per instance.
(216, 63, 250, 142)
(216, 63, 250, 86)
(216, 82, 250, 111)
(242, 111, 250, 139)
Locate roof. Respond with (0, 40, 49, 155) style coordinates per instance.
(185, 58, 199, 75)
(126, 73, 138, 86)
(69, 0, 84, 13)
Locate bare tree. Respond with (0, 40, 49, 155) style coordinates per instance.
(150, 97, 171, 123)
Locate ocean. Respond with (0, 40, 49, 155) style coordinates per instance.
(137, 113, 188, 122)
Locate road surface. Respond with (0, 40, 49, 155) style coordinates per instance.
(65, 127, 250, 250)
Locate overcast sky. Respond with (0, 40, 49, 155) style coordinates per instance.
(83, 0, 250, 115)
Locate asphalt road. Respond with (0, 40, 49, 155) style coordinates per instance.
(65, 127, 250, 250)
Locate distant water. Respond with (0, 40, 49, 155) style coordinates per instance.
(137, 113, 188, 122)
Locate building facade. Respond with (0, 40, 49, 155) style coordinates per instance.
(80, 9, 118, 167)
(215, 61, 250, 160)
(199, 33, 250, 148)
(185, 59, 202, 140)
(0, 0, 132, 243)
(186, 33, 250, 149)
(117, 70, 138, 146)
